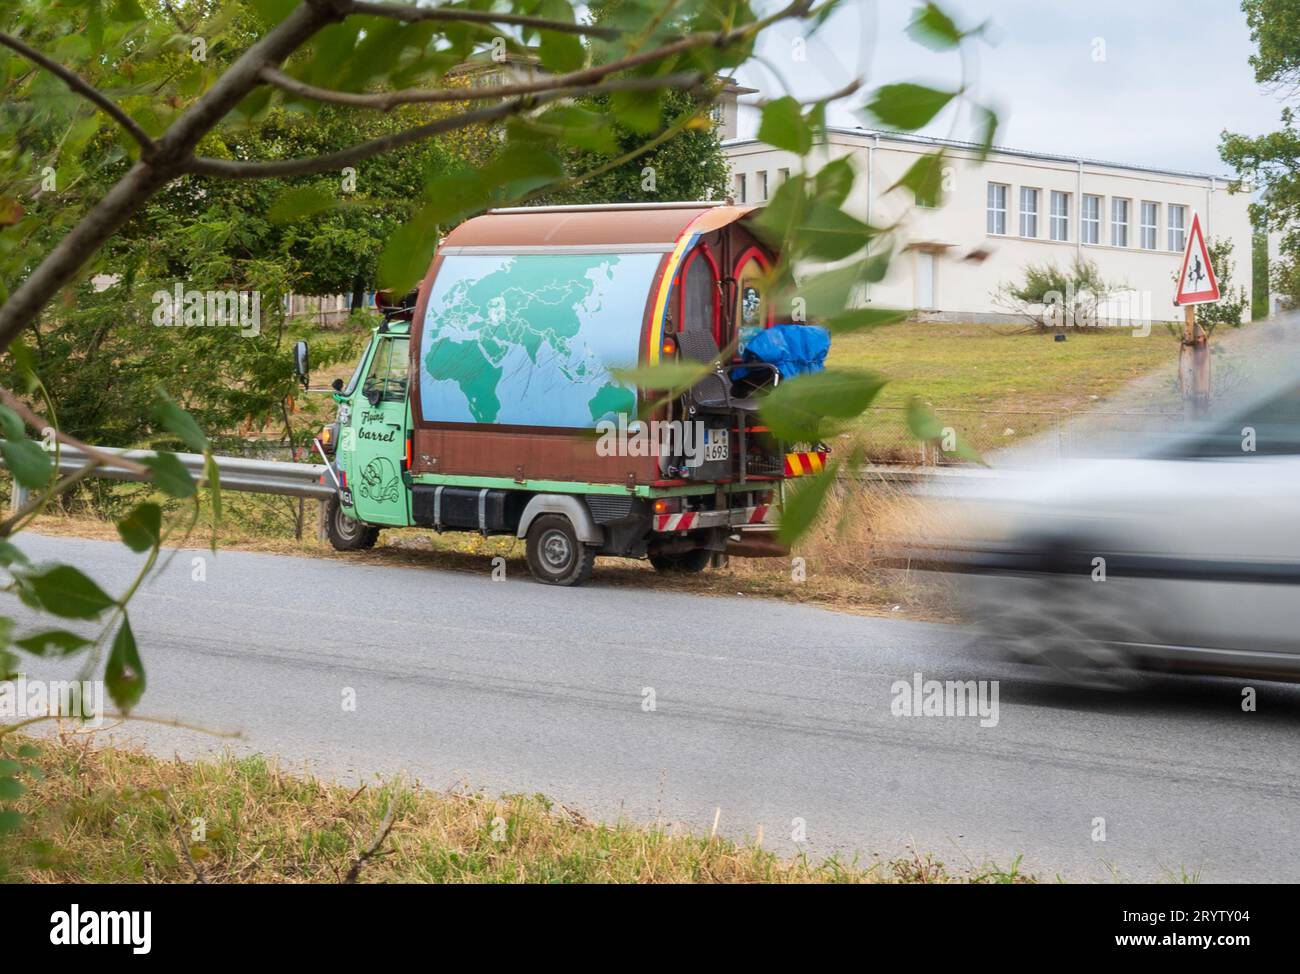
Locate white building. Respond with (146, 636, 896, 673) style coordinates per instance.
(722, 127, 1254, 325)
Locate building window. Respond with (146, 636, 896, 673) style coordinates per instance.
(777, 167, 790, 184)
(987, 182, 1008, 235)
(1019, 187, 1039, 238)
(1168, 204, 1187, 251)
(734, 173, 747, 204)
(1049, 191, 1070, 242)
(709, 102, 724, 126)
(1140, 201, 1159, 250)
(757, 170, 769, 201)
(1082, 194, 1101, 245)
(1111, 198, 1130, 247)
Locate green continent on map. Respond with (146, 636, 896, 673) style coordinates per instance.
(423, 254, 638, 426)
(424, 338, 503, 423)
(588, 383, 636, 423)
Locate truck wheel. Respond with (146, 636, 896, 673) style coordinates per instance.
(324, 495, 379, 551)
(649, 548, 712, 574)
(525, 514, 595, 586)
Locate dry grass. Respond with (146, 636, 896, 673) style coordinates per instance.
(0, 732, 1032, 883)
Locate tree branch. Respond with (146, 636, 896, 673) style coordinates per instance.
(0, 1, 342, 353)
(185, 72, 707, 179)
(0, 32, 157, 155)
(343, 1, 622, 40)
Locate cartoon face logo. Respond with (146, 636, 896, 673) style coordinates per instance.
(741, 285, 761, 326)
(358, 456, 400, 504)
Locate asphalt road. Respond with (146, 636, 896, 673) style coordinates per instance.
(13, 533, 1300, 882)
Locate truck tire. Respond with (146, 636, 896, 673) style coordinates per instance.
(324, 495, 379, 551)
(525, 514, 596, 586)
(649, 548, 712, 574)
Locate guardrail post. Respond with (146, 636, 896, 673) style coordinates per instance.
(8, 477, 29, 514)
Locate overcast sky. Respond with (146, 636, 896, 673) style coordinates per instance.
(735, 0, 1287, 177)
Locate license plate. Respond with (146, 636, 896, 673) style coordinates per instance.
(704, 428, 729, 462)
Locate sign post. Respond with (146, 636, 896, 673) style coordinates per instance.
(1173, 212, 1220, 419)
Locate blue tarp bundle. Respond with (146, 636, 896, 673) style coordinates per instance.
(736, 324, 830, 380)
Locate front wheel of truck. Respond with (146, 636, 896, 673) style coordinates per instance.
(324, 495, 379, 551)
(525, 514, 596, 586)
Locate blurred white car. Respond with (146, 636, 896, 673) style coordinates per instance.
(934, 353, 1300, 687)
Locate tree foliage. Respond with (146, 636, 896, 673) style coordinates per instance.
(1222, 0, 1300, 307)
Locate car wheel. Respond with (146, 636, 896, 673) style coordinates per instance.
(325, 495, 379, 551)
(970, 575, 1148, 690)
(525, 514, 596, 586)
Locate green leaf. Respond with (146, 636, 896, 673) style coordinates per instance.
(116, 502, 162, 553)
(974, 104, 999, 161)
(153, 392, 208, 452)
(0, 539, 29, 567)
(142, 452, 196, 499)
(609, 88, 663, 135)
(204, 453, 222, 534)
(0, 777, 24, 800)
(110, 0, 146, 23)
(267, 184, 340, 223)
(13, 629, 93, 657)
(824, 307, 908, 334)
(106, 614, 146, 713)
(789, 202, 876, 262)
(609, 361, 711, 393)
(906, 397, 982, 462)
(795, 253, 892, 320)
(538, 31, 585, 73)
(0, 404, 23, 440)
(893, 152, 946, 207)
(377, 215, 439, 296)
(17, 565, 116, 620)
(481, 144, 564, 200)
(907, 3, 964, 51)
(1, 438, 52, 489)
(0, 810, 23, 834)
(814, 157, 856, 209)
(758, 96, 812, 155)
(17, 745, 39, 759)
(0, 760, 18, 775)
(760, 369, 887, 442)
(864, 83, 957, 130)
(778, 461, 839, 546)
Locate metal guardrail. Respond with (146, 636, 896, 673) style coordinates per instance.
(3, 444, 334, 501)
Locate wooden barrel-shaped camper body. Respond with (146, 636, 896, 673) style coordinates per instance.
(407, 202, 777, 486)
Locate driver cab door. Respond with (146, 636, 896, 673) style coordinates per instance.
(347, 334, 410, 526)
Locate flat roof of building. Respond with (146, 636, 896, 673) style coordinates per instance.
(722, 125, 1237, 184)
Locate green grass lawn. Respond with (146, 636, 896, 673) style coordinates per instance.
(826, 321, 1180, 458)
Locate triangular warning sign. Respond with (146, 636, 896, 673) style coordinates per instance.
(1175, 212, 1220, 306)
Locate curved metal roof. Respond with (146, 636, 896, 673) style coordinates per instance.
(439, 202, 757, 254)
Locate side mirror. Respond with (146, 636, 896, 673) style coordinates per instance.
(331, 377, 344, 392)
(292, 340, 310, 389)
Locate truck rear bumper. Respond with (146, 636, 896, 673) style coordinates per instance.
(653, 504, 772, 533)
